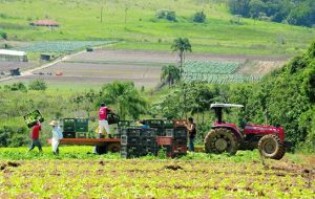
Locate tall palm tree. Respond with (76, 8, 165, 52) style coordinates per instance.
(171, 37, 192, 67)
(161, 64, 182, 88)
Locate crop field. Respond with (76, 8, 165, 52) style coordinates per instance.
(16, 41, 118, 53)
(1, 49, 286, 88)
(181, 60, 262, 83)
(0, 147, 314, 198)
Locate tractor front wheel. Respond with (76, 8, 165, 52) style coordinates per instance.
(204, 128, 238, 155)
(258, 134, 285, 160)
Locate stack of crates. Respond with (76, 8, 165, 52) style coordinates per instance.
(143, 119, 165, 136)
(120, 127, 143, 158)
(120, 127, 158, 158)
(165, 127, 188, 157)
(62, 118, 89, 138)
(141, 128, 158, 156)
(63, 118, 76, 138)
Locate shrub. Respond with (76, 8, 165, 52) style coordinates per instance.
(156, 9, 176, 21)
(4, 82, 27, 92)
(28, 79, 47, 91)
(192, 11, 206, 23)
(0, 30, 7, 40)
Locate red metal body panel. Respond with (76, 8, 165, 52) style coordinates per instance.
(212, 122, 285, 142)
(243, 124, 285, 142)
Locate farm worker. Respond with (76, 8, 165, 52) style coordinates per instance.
(28, 120, 43, 153)
(98, 103, 112, 138)
(94, 103, 112, 154)
(49, 120, 63, 155)
(186, 117, 197, 152)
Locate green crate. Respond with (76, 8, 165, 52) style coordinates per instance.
(63, 118, 76, 132)
(76, 132, 87, 138)
(75, 118, 88, 132)
(23, 110, 44, 128)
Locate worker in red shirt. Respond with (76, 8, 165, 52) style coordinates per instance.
(28, 120, 43, 152)
(98, 103, 112, 138)
(93, 103, 112, 154)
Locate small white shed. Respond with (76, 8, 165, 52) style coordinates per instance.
(0, 49, 28, 62)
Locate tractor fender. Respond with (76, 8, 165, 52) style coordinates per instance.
(212, 126, 243, 141)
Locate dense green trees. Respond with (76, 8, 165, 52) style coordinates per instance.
(228, 0, 315, 27)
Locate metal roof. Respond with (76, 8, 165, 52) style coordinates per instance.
(210, 103, 244, 108)
(0, 49, 26, 56)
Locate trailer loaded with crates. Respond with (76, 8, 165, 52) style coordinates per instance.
(57, 117, 189, 157)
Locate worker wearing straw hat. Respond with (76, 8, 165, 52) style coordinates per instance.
(49, 120, 63, 155)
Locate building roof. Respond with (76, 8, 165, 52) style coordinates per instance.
(0, 49, 26, 56)
(30, 19, 60, 26)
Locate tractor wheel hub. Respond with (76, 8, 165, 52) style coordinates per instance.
(215, 138, 228, 151)
(264, 141, 276, 154)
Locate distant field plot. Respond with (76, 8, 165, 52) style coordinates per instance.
(16, 41, 118, 53)
(184, 60, 240, 74)
(182, 60, 262, 83)
(14, 62, 162, 88)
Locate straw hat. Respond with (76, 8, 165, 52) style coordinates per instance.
(49, 120, 58, 126)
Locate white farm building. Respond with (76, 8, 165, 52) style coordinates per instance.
(0, 49, 28, 62)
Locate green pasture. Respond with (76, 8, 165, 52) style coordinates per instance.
(0, 0, 314, 56)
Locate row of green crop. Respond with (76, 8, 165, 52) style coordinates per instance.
(183, 60, 240, 74)
(182, 73, 261, 83)
(16, 40, 118, 53)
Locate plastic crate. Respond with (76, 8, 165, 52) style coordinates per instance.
(63, 132, 76, 138)
(75, 118, 88, 132)
(76, 132, 86, 138)
(122, 127, 142, 137)
(164, 120, 174, 129)
(142, 137, 157, 147)
(143, 119, 164, 129)
(63, 118, 76, 132)
(173, 127, 188, 138)
(23, 110, 44, 128)
(156, 136, 173, 146)
(121, 135, 142, 146)
(142, 128, 157, 137)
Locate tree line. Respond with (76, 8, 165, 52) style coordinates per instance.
(228, 0, 315, 27)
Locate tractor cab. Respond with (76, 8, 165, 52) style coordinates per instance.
(210, 103, 244, 131)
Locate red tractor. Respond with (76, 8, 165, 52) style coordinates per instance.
(204, 103, 289, 160)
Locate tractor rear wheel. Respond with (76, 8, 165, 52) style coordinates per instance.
(258, 134, 285, 160)
(204, 128, 238, 155)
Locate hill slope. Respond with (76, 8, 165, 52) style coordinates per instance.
(0, 0, 314, 56)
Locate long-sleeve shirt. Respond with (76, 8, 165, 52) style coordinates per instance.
(52, 126, 63, 140)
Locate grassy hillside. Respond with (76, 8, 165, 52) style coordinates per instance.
(0, 0, 314, 56)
